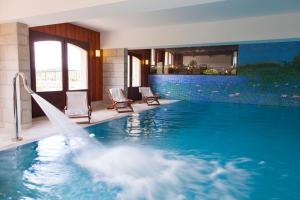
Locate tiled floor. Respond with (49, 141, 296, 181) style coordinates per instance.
(0, 99, 178, 151)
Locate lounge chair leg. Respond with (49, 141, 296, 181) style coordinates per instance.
(128, 103, 134, 112)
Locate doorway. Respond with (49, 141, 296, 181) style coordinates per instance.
(30, 31, 89, 117)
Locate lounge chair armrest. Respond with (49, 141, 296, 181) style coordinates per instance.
(115, 101, 129, 104)
(146, 95, 159, 99)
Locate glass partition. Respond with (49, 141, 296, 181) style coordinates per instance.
(150, 45, 238, 75)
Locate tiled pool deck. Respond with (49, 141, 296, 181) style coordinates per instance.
(0, 99, 178, 151)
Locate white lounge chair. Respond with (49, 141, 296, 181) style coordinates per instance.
(139, 87, 160, 106)
(108, 88, 133, 113)
(64, 91, 92, 123)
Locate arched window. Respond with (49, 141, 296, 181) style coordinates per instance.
(30, 31, 89, 117)
(33, 40, 88, 92)
(67, 43, 88, 90)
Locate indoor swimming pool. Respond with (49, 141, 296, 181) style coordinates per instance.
(0, 101, 299, 200)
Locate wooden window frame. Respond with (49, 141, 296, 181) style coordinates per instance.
(30, 30, 90, 92)
(29, 30, 90, 117)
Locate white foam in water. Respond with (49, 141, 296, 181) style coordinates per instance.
(75, 146, 251, 200)
(31, 93, 251, 200)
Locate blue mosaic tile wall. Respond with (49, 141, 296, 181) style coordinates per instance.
(149, 41, 300, 107)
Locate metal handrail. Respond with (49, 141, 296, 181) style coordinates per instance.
(13, 73, 34, 141)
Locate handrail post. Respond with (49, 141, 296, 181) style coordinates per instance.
(12, 73, 34, 141)
(13, 75, 21, 141)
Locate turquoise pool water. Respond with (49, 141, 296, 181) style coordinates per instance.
(0, 101, 300, 199)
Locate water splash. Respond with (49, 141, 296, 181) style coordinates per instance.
(75, 146, 251, 200)
(31, 93, 251, 200)
(31, 94, 99, 150)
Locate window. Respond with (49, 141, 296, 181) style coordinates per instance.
(164, 51, 173, 66)
(67, 43, 88, 90)
(33, 41, 89, 92)
(30, 30, 90, 118)
(34, 41, 63, 92)
(127, 55, 130, 87)
(127, 55, 142, 87)
(132, 56, 141, 87)
(150, 46, 238, 75)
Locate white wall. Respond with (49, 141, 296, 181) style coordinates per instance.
(101, 12, 300, 49)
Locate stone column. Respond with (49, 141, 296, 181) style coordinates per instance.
(102, 48, 128, 102)
(0, 22, 32, 132)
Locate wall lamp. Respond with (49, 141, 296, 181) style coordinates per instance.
(95, 49, 101, 57)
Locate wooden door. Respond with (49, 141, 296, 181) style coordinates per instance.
(30, 31, 89, 117)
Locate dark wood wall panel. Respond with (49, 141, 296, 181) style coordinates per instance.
(30, 23, 102, 101)
(173, 53, 183, 66)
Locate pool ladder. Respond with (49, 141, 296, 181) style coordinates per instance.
(13, 73, 34, 141)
